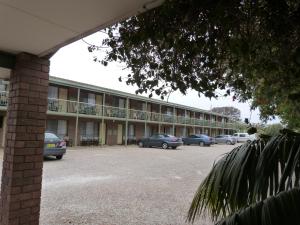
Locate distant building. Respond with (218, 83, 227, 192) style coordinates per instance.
(0, 76, 238, 147)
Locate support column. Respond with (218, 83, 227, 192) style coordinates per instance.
(193, 112, 196, 134)
(0, 53, 49, 225)
(101, 94, 106, 146)
(74, 88, 80, 146)
(125, 97, 129, 146)
(158, 104, 161, 133)
(2, 115, 7, 147)
(172, 107, 175, 136)
(144, 101, 147, 137)
(184, 109, 187, 136)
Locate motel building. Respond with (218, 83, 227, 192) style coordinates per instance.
(0, 77, 237, 147)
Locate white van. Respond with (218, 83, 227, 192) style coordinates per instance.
(233, 133, 256, 142)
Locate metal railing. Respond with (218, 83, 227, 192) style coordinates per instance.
(0, 92, 237, 129)
(0, 91, 8, 107)
(128, 109, 147, 120)
(103, 105, 126, 119)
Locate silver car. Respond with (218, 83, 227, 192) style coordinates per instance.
(44, 132, 67, 159)
(214, 135, 236, 145)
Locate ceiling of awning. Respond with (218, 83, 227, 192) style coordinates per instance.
(0, 0, 163, 57)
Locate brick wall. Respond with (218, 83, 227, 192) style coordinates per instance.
(0, 53, 49, 225)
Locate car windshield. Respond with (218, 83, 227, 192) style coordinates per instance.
(45, 133, 59, 139)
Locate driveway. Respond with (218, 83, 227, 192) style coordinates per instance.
(0, 144, 236, 225)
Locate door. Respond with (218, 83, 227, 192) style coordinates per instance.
(117, 124, 123, 144)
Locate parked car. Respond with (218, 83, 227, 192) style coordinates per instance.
(232, 133, 256, 143)
(182, 134, 212, 146)
(138, 134, 183, 149)
(44, 132, 67, 159)
(214, 135, 237, 145)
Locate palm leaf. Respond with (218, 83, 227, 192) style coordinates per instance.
(215, 188, 300, 225)
(253, 129, 300, 201)
(187, 130, 300, 223)
(187, 138, 268, 222)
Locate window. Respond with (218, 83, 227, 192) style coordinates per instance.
(240, 134, 246, 137)
(88, 93, 96, 105)
(80, 121, 99, 138)
(48, 86, 58, 99)
(119, 98, 125, 108)
(128, 124, 135, 137)
(46, 120, 67, 138)
(57, 120, 67, 138)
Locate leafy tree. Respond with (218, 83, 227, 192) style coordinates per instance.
(89, 1, 300, 224)
(91, 0, 300, 128)
(212, 107, 241, 121)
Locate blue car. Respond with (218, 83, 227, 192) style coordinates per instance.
(44, 132, 67, 159)
(182, 134, 212, 146)
(138, 134, 183, 149)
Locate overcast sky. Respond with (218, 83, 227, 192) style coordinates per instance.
(50, 32, 276, 124)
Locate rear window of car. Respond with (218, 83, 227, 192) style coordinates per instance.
(45, 133, 59, 139)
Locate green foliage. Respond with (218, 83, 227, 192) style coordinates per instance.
(216, 188, 300, 225)
(95, 0, 300, 128)
(187, 130, 300, 223)
(259, 123, 284, 136)
(212, 107, 241, 121)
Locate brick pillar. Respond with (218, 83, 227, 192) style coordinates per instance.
(0, 53, 49, 225)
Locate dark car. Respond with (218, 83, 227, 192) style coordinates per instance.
(138, 134, 183, 149)
(214, 135, 237, 145)
(182, 134, 212, 146)
(44, 132, 67, 159)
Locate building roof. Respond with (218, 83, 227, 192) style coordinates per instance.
(50, 76, 232, 118)
(0, 0, 163, 57)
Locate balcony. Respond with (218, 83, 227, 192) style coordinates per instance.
(103, 106, 126, 119)
(128, 109, 147, 120)
(0, 91, 8, 108)
(0, 92, 237, 129)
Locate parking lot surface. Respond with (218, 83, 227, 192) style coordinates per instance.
(0, 144, 236, 225)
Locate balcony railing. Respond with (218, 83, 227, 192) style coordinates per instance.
(0, 91, 8, 107)
(103, 105, 126, 119)
(128, 109, 147, 120)
(0, 92, 237, 129)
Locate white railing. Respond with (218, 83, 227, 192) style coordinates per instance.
(0, 91, 8, 107)
(0, 92, 237, 129)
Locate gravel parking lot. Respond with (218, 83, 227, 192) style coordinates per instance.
(0, 144, 237, 225)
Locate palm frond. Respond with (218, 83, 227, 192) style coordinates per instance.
(253, 129, 300, 201)
(187, 130, 300, 223)
(187, 139, 268, 222)
(215, 188, 300, 225)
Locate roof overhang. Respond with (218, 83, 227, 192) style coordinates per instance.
(0, 0, 163, 58)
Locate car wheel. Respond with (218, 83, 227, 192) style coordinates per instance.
(199, 141, 204, 147)
(226, 140, 232, 145)
(56, 155, 63, 160)
(171, 146, 177, 149)
(138, 141, 144, 148)
(162, 142, 168, 149)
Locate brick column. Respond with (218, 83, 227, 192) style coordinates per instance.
(0, 53, 49, 225)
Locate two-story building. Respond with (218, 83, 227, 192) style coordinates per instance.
(0, 76, 237, 147)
